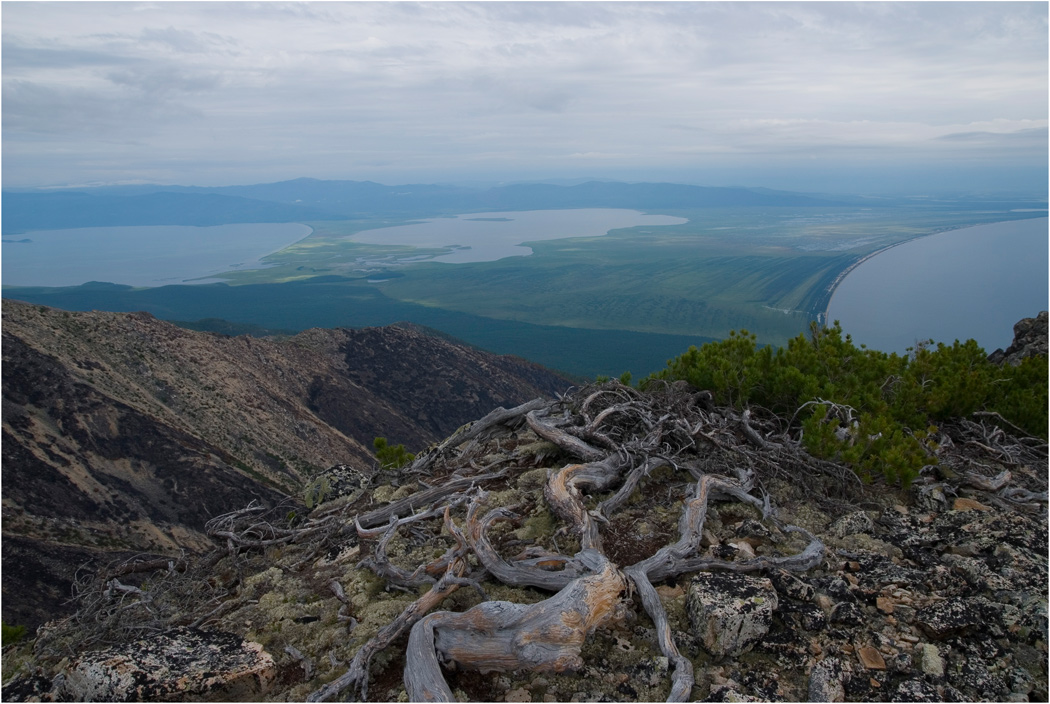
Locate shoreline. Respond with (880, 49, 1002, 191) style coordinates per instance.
(821, 217, 1047, 323)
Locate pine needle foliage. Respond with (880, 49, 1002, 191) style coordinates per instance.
(373, 436, 416, 470)
(645, 322, 1047, 486)
(2, 621, 26, 646)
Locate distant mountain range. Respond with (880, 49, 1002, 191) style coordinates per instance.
(1, 178, 844, 234)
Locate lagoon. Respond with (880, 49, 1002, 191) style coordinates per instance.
(347, 208, 688, 263)
(826, 217, 1048, 353)
(1, 223, 312, 288)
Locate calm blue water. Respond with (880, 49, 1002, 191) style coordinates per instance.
(2, 223, 312, 287)
(348, 208, 687, 263)
(826, 217, 1049, 353)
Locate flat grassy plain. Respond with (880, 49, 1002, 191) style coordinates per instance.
(219, 202, 1043, 344)
(5, 200, 1043, 379)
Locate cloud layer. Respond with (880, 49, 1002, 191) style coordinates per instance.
(3, 1, 1047, 192)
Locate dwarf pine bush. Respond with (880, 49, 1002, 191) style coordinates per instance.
(373, 436, 415, 470)
(645, 322, 1047, 486)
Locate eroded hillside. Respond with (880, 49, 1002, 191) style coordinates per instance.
(1, 300, 571, 630)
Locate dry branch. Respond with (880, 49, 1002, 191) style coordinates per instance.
(466, 497, 584, 592)
(526, 410, 606, 462)
(355, 470, 506, 530)
(418, 398, 549, 465)
(45, 380, 886, 703)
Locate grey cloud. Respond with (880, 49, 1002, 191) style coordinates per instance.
(136, 26, 233, 54)
(470, 74, 576, 113)
(1, 1, 1045, 189)
(0, 42, 139, 69)
(3, 79, 126, 135)
(106, 66, 223, 96)
(3, 75, 203, 137)
(935, 127, 1048, 147)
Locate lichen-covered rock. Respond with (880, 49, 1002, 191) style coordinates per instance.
(829, 511, 874, 539)
(889, 678, 941, 702)
(306, 463, 370, 505)
(55, 627, 275, 702)
(916, 596, 1018, 641)
(808, 657, 848, 702)
(767, 568, 815, 602)
(708, 683, 770, 702)
(687, 573, 778, 657)
(829, 601, 864, 626)
(917, 643, 944, 678)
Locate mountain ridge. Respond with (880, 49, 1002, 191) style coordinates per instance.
(1, 179, 844, 234)
(1, 300, 572, 631)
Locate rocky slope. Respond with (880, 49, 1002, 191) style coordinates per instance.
(989, 311, 1049, 366)
(1, 300, 571, 631)
(2, 377, 1046, 703)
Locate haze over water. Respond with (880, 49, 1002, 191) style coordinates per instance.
(1, 223, 312, 287)
(826, 218, 1049, 354)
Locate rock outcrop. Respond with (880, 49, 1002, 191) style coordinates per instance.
(687, 573, 779, 657)
(5, 628, 275, 702)
(989, 311, 1048, 365)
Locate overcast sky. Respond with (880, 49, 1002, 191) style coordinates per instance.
(3, 1, 1047, 193)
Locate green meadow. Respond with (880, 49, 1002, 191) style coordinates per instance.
(217, 203, 1039, 346)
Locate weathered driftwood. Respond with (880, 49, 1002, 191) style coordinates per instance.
(308, 560, 470, 702)
(403, 469, 825, 702)
(526, 409, 606, 462)
(206, 505, 338, 550)
(543, 458, 626, 551)
(353, 504, 453, 539)
(358, 515, 457, 589)
(738, 408, 783, 450)
(323, 385, 832, 701)
(623, 568, 694, 702)
(597, 456, 670, 519)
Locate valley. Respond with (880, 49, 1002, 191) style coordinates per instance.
(3, 180, 1047, 379)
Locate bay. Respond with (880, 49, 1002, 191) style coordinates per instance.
(826, 217, 1048, 353)
(2, 223, 313, 288)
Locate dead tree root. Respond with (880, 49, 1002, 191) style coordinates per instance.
(304, 382, 841, 702)
(57, 380, 1041, 703)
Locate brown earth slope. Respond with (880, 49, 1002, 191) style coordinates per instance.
(1, 300, 572, 631)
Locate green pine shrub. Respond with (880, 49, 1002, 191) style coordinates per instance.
(373, 437, 416, 470)
(2, 621, 26, 646)
(645, 322, 1047, 486)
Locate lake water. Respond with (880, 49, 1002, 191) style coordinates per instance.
(826, 217, 1049, 353)
(347, 208, 688, 263)
(2, 223, 313, 287)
